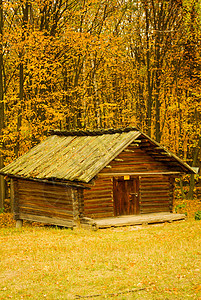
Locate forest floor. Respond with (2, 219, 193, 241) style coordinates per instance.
(0, 219, 201, 299)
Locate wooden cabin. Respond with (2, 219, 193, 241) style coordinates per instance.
(0, 128, 195, 229)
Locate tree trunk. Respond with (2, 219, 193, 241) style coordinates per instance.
(145, 2, 152, 137)
(15, 2, 29, 157)
(186, 136, 201, 200)
(0, 0, 5, 209)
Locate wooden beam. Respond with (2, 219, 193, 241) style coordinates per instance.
(99, 172, 181, 176)
(133, 140, 141, 143)
(123, 149, 135, 152)
(6, 174, 88, 189)
(19, 213, 74, 228)
(16, 219, 23, 228)
(10, 178, 14, 213)
(94, 213, 186, 229)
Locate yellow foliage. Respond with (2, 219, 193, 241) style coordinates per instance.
(0, 213, 15, 228)
(0, 0, 200, 188)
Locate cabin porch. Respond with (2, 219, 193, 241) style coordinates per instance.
(86, 212, 186, 229)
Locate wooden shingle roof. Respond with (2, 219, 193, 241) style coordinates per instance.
(0, 128, 195, 183)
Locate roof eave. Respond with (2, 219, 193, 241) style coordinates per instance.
(0, 172, 89, 189)
(140, 133, 196, 174)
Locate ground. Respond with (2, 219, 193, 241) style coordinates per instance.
(0, 219, 200, 299)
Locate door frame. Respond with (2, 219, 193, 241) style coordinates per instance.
(113, 176, 140, 216)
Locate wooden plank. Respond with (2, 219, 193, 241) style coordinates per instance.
(140, 202, 170, 207)
(85, 187, 112, 193)
(13, 179, 20, 220)
(140, 185, 169, 190)
(99, 172, 180, 176)
(140, 209, 170, 214)
(140, 198, 170, 202)
(84, 198, 113, 204)
(19, 213, 74, 227)
(88, 212, 114, 218)
(110, 160, 167, 165)
(18, 189, 72, 199)
(19, 203, 73, 215)
(101, 166, 169, 173)
(84, 194, 113, 201)
(83, 176, 113, 219)
(19, 201, 73, 213)
(140, 178, 169, 182)
(85, 203, 113, 210)
(19, 196, 73, 206)
(19, 207, 74, 219)
(141, 191, 169, 195)
(18, 187, 72, 197)
(18, 180, 73, 194)
(10, 178, 14, 213)
(95, 213, 186, 228)
(85, 206, 114, 212)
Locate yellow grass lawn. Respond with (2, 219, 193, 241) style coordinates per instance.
(0, 220, 201, 299)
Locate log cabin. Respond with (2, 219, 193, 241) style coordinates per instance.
(0, 127, 195, 229)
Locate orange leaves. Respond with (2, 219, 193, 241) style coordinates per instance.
(0, 0, 200, 171)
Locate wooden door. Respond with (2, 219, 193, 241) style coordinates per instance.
(113, 178, 139, 216)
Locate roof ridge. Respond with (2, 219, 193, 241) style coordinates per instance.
(48, 127, 139, 136)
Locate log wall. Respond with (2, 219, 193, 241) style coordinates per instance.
(84, 145, 174, 219)
(99, 145, 170, 174)
(13, 178, 82, 227)
(83, 177, 114, 218)
(196, 185, 201, 199)
(139, 176, 172, 214)
(12, 145, 176, 223)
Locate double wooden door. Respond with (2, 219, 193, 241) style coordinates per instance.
(113, 178, 139, 216)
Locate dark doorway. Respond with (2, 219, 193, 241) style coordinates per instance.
(113, 178, 140, 216)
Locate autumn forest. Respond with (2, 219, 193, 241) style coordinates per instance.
(0, 0, 201, 207)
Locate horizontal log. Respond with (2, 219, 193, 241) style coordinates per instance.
(140, 178, 169, 182)
(18, 187, 72, 197)
(18, 196, 73, 207)
(18, 181, 72, 193)
(19, 213, 74, 227)
(140, 176, 170, 180)
(88, 182, 112, 188)
(84, 194, 112, 201)
(84, 207, 114, 214)
(18, 192, 72, 203)
(19, 207, 74, 219)
(85, 212, 114, 219)
(141, 207, 170, 213)
(84, 191, 112, 198)
(141, 194, 169, 199)
(84, 192, 112, 198)
(99, 172, 179, 176)
(84, 188, 112, 194)
(141, 199, 170, 203)
(18, 192, 73, 203)
(140, 197, 170, 202)
(84, 203, 113, 210)
(19, 204, 74, 215)
(140, 182, 169, 187)
(18, 201, 73, 212)
(93, 181, 113, 185)
(110, 160, 166, 165)
(141, 190, 169, 194)
(140, 192, 169, 197)
(84, 198, 113, 204)
(140, 202, 170, 207)
(140, 186, 170, 190)
(103, 164, 168, 170)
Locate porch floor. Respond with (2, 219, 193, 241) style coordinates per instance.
(94, 212, 186, 229)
